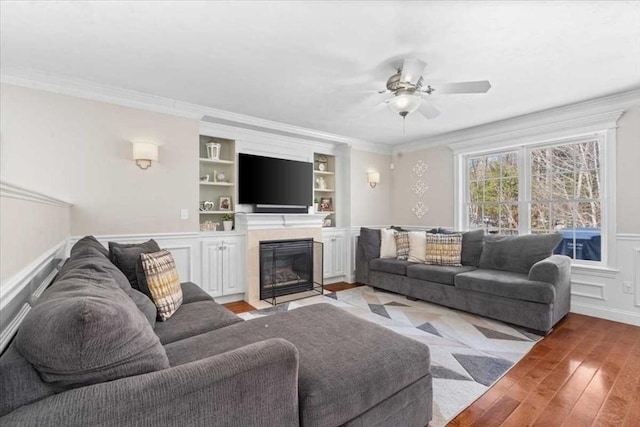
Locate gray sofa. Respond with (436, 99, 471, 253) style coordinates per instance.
(356, 228, 571, 333)
(0, 236, 432, 427)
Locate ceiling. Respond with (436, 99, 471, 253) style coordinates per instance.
(1, 1, 639, 145)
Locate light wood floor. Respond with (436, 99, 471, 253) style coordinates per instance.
(224, 285, 640, 426)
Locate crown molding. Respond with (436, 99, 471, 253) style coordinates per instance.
(393, 88, 640, 155)
(0, 68, 390, 155)
(0, 179, 73, 207)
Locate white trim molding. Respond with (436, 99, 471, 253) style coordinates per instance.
(635, 247, 640, 308)
(1, 68, 389, 155)
(0, 179, 73, 207)
(394, 88, 639, 154)
(235, 213, 327, 231)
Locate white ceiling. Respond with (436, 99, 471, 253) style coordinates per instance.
(1, 1, 639, 145)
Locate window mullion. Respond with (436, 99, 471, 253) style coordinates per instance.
(519, 146, 529, 235)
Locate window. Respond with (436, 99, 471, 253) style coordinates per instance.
(463, 137, 604, 263)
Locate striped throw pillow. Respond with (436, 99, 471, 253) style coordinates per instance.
(139, 250, 183, 321)
(425, 234, 463, 266)
(395, 231, 410, 260)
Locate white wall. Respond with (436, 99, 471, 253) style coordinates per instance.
(391, 145, 454, 227)
(350, 149, 392, 226)
(0, 84, 200, 236)
(0, 195, 70, 281)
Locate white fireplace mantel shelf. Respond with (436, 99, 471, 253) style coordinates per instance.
(235, 212, 327, 231)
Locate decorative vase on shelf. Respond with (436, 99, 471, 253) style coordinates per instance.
(206, 141, 221, 160)
(223, 221, 233, 231)
(314, 203, 319, 212)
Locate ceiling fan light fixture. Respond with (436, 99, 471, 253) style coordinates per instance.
(387, 93, 422, 117)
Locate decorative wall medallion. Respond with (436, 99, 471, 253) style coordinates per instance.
(412, 180, 428, 198)
(412, 160, 428, 177)
(412, 202, 429, 219)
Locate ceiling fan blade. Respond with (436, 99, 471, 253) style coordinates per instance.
(400, 58, 426, 84)
(417, 102, 441, 119)
(430, 80, 491, 94)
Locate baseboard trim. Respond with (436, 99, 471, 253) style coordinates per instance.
(570, 302, 640, 326)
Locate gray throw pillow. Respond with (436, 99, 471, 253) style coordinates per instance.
(359, 227, 381, 260)
(109, 239, 161, 289)
(70, 235, 109, 258)
(479, 232, 563, 274)
(15, 285, 169, 391)
(461, 229, 485, 267)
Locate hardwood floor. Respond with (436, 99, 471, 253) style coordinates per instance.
(449, 313, 640, 427)
(224, 288, 639, 426)
(223, 300, 256, 314)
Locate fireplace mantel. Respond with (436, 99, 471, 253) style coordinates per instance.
(235, 213, 327, 231)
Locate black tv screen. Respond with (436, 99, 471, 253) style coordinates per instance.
(238, 153, 313, 207)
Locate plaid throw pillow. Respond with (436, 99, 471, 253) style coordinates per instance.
(139, 250, 183, 321)
(425, 234, 463, 266)
(395, 231, 410, 260)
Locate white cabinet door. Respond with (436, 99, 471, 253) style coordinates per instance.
(322, 235, 334, 277)
(332, 234, 345, 276)
(221, 238, 243, 295)
(201, 239, 223, 297)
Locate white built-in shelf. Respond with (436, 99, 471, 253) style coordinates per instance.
(199, 210, 235, 215)
(316, 211, 335, 214)
(199, 158, 234, 165)
(313, 170, 335, 175)
(314, 188, 335, 192)
(200, 182, 234, 186)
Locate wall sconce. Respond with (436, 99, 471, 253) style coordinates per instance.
(368, 171, 380, 188)
(132, 142, 159, 170)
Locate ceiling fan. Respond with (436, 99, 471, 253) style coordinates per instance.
(373, 58, 491, 122)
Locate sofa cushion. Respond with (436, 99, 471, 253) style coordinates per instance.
(461, 229, 485, 267)
(359, 227, 381, 260)
(70, 235, 109, 259)
(479, 233, 563, 274)
(109, 239, 161, 289)
(455, 269, 556, 304)
(0, 345, 56, 417)
(138, 250, 183, 321)
(380, 228, 398, 258)
(408, 231, 427, 263)
(181, 281, 214, 304)
(164, 303, 431, 427)
(406, 264, 477, 286)
(153, 300, 243, 345)
(395, 231, 410, 260)
(15, 283, 169, 391)
(425, 233, 463, 266)
(129, 288, 157, 327)
(369, 258, 414, 276)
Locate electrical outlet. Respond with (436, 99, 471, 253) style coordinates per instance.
(623, 281, 633, 295)
(180, 209, 189, 220)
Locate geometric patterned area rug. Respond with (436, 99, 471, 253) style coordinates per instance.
(238, 285, 542, 426)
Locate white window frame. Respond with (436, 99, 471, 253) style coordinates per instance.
(453, 120, 618, 269)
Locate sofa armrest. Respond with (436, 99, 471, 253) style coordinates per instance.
(1, 338, 299, 427)
(528, 255, 571, 286)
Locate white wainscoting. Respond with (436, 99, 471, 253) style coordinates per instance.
(570, 233, 640, 326)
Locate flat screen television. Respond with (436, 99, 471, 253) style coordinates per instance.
(238, 153, 313, 213)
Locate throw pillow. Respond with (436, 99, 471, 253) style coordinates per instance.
(109, 239, 161, 289)
(395, 231, 410, 260)
(359, 227, 381, 260)
(479, 232, 563, 274)
(138, 250, 183, 321)
(408, 231, 427, 263)
(380, 228, 398, 258)
(425, 233, 463, 266)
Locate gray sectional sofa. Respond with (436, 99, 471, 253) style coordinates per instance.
(356, 228, 571, 333)
(0, 236, 432, 427)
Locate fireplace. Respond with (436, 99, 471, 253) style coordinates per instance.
(259, 238, 323, 304)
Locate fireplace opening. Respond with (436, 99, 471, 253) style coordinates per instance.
(259, 238, 323, 304)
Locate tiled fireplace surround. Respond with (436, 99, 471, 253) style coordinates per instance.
(235, 213, 326, 306)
